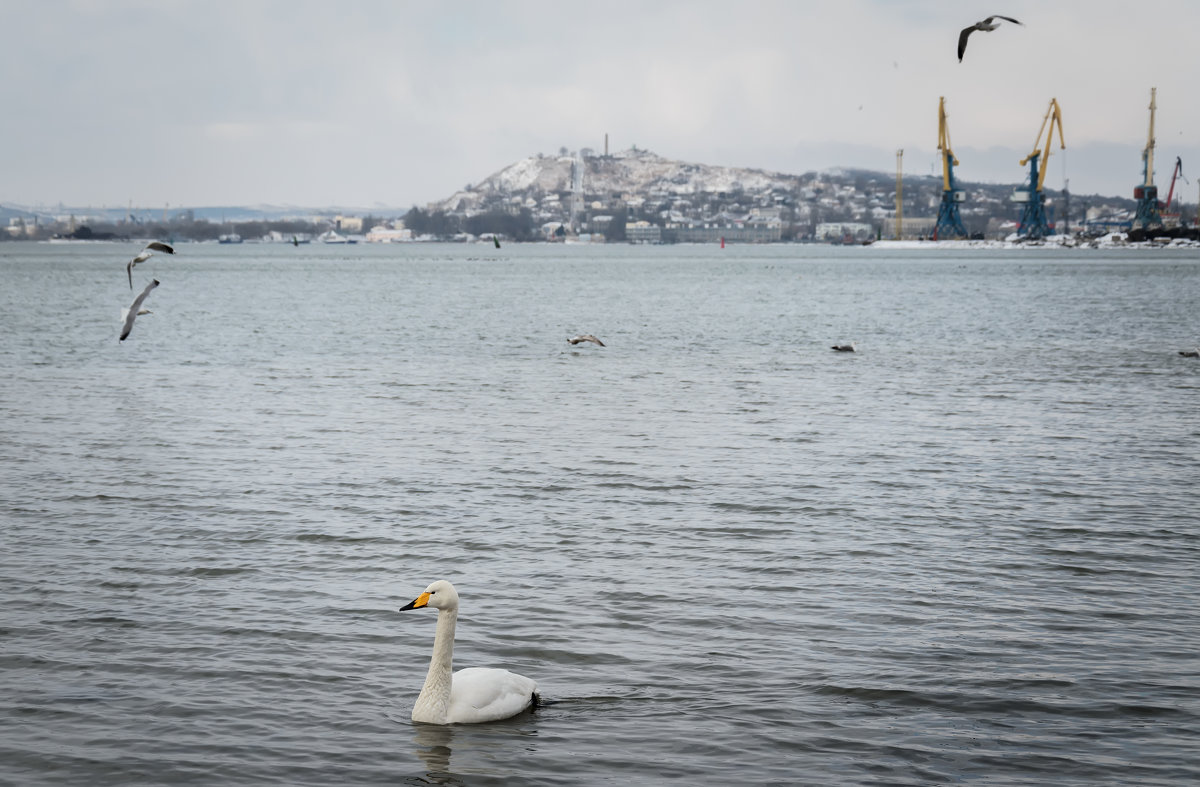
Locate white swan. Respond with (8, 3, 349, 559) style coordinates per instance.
(399, 580, 539, 724)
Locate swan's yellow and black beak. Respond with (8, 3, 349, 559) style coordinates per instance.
(399, 591, 431, 611)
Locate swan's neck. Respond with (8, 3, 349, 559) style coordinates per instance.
(412, 607, 456, 723)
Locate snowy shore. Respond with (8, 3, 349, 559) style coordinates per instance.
(871, 233, 1200, 250)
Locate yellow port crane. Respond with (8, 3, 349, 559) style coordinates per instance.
(1132, 88, 1161, 229)
(934, 97, 967, 239)
(1015, 98, 1065, 239)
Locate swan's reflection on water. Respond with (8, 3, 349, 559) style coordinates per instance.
(410, 717, 541, 784)
(412, 723, 455, 779)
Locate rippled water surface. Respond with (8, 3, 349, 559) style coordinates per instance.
(2, 241, 1199, 785)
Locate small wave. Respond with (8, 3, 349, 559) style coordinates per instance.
(595, 481, 695, 492)
(65, 616, 139, 628)
(97, 581, 141, 590)
(811, 683, 1194, 719)
(294, 533, 399, 545)
(184, 566, 255, 578)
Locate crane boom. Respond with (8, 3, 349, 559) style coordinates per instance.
(1143, 88, 1157, 188)
(937, 96, 958, 192)
(1164, 157, 1184, 211)
(1020, 99, 1065, 192)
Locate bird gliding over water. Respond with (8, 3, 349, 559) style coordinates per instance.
(126, 241, 175, 289)
(120, 279, 159, 341)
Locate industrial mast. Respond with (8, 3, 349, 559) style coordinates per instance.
(1015, 98, 1065, 240)
(569, 151, 585, 232)
(1132, 88, 1161, 230)
(1161, 156, 1187, 226)
(934, 97, 967, 239)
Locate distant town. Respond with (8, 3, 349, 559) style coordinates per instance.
(3, 148, 1196, 245)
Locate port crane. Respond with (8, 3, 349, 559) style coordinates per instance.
(1132, 88, 1161, 230)
(1162, 156, 1186, 220)
(1014, 98, 1065, 240)
(934, 97, 967, 239)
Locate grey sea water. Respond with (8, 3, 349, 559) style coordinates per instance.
(1, 240, 1199, 785)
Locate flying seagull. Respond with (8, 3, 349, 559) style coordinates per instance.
(958, 15, 1022, 62)
(125, 241, 175, 289)
(568, 334, 605, 346)
(831, 343, 856, 352)
(120, 279, 159, 342)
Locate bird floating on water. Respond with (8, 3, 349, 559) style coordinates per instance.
(126, 241, 175, 289)
(399, 580, 540, 724)
(120, 279, 159, 341)
(831, 343, 856, 352)
(568, 334, 605, 346)
(1180, 348, 1200, 358)
(957, 15, 1022, 62)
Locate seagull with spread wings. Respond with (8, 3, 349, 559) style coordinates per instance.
(120, 279, 159, 342)
(125, 241, 175, 289)
(958, 15, 1022, 62)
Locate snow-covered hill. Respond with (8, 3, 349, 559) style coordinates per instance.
(431, 148, 803, 213)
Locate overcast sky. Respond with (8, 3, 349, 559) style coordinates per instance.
(2, 0, 1197, 211)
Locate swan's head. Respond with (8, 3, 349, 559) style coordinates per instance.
(399, 580, 459, 612)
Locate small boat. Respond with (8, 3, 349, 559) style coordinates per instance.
(318, 230, 357, 244)
(218, 233, 243, 244)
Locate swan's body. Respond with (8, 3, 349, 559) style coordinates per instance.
(399, 580, 538, 724)
(568, 334, 605, 346)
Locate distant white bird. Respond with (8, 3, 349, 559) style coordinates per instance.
(831, 343, 856, 352)
(958, 15, 1022, 62)
(120, 279, 159, 342)
(568, 334, 605, 346)
(126, 241, 175, 289)
(1180, 348, 1200, 358)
